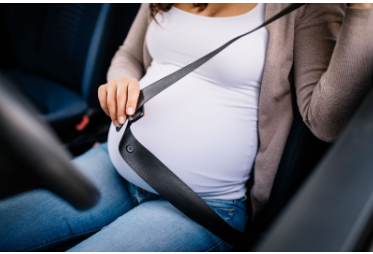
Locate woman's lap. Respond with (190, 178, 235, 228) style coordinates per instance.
(68, 199, 245, 252)
(0, 143, 247, 252)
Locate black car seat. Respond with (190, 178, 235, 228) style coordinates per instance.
(0, 3, 140, 136)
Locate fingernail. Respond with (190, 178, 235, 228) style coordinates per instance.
(114, 120, 119, 127)
(119, 116, 124, 124)
(127, 107, 134, 115)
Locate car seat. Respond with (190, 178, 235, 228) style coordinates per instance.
(0, 3, 140, 136)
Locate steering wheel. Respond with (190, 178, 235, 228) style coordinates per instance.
(0, 75, 100, 210)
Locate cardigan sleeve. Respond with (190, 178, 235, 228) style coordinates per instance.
(107, 3, 150, 82)
(293, 4, 373, 142)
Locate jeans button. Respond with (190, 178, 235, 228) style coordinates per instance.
(138, 188, 147, 194)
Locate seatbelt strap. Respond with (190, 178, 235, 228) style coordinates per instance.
(118, 4, 305, 250)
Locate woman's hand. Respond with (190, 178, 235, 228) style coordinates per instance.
(349, 3, 373, 8)
(98, 77, 141, 127)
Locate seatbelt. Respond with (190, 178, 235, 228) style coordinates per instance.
(117, 3, 305, 250)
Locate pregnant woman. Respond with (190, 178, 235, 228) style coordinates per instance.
(1, 3, 373, 252)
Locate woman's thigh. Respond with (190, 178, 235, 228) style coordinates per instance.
(0, 143, 133, 252)
(68, 198, 247, 252)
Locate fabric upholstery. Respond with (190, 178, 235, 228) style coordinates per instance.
(5, 4, 103, 94)
(2, 70, 87, 133)
(0, 4, 143, 133)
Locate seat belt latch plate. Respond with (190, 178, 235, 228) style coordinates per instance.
(128, 105, 145, 124)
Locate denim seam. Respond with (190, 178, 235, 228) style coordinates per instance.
(232, 206, 237, 228)
(19, 228, 102, 252)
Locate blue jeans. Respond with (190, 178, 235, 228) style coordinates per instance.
(0, 143, 247, 252)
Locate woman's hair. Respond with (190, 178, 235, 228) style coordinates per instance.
(149, 3, 208, 20)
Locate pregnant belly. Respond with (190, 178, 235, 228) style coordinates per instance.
(107, 69, 259, 198)
(108, 119, 258, 198)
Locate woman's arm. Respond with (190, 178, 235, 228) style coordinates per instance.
(107, 3, 150, 82)
(293, 3, 373, 142)
(100, 4, 150, 126)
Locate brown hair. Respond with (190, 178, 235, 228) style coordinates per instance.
(149, 3, 208, 20)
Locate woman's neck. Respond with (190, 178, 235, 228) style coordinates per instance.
(173, 3, 258, 18)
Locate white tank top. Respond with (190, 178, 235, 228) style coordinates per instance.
(108, 3, 268, 200)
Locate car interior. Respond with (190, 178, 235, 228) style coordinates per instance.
(0, 3, 373, 251)
(0, 3, 140, 154)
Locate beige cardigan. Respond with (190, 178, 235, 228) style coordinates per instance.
(107, 4, 373, 217)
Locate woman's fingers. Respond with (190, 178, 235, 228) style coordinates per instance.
(127, 78, 141, 116)
(98, 77, 143, 127)
(117, 77, 129, 124)
(107, 80, 118, 126)
(98, 84, 110, 116)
